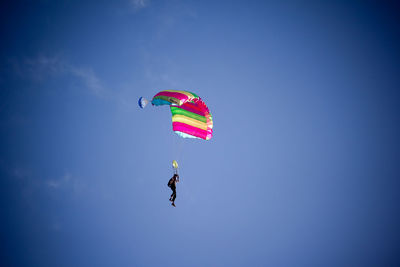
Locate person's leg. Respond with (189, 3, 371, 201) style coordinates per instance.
(170, 186, 175, 201)
(172, 190, 176, 202)
(171, 191, 176, 206)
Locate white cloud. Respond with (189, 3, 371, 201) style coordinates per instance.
(46, 180, 61, 188)
(45, 172, 87, 196)
(46, 173, 72, 189)
(13, 55, 66, 81)
(12, 166, 32, 180)
(68, 66, 105, 97)
(15, 55, 106, 98)
(130, 0, 150, 9)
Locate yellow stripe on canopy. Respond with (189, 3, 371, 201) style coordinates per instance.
(172, 114, 209, 130)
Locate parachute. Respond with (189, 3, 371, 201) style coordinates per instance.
(138, 97, 148, 109)
(151, 90, 213, 140)
(172, 160, 179, 169)
(172, 160, 179, 175)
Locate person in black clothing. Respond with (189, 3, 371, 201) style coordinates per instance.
(168, 174, 179, 207)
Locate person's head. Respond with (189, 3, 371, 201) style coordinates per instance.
(173, 174, 178, 178)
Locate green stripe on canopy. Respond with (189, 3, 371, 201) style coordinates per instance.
(170, 107, 207, 123)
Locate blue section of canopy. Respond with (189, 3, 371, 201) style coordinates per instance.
(151, 98, 172, 106)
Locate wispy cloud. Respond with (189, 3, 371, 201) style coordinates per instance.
(10, 54, 146, 116)
(14, 55, 106, 98)
(130, 0, 150, 10)
(25, 55, 66, 78)
(69, 66, 105, 97)
(7, 165, 79, 194)
(46, 172, 88, 196)
(12, 166, 32, 180)
(46, 173, 71, 189)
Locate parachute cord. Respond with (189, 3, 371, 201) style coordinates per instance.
(177, 137, 184, 163)
(171, 136, 184, 178)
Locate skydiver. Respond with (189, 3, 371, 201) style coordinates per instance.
(168, 174, 179, 207)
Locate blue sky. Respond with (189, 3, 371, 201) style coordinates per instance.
(1, 1, 400, 266)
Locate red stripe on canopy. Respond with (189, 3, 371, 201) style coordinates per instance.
(177, 103, 206, 116)
(172, 122, 212, 140)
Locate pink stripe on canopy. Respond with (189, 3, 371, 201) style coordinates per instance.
(178, 102, 207, 116)
(153, 91, 190, 104)
(173, 122, 212, 140)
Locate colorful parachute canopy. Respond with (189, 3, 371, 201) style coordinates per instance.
(151, 90, 213, 140)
